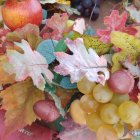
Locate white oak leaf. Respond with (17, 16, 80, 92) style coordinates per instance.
(54, 38, 109, 85)
(4, 40, 54, 91)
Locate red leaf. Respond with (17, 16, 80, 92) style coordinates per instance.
(0, 110, 56, 140)
(97, 10, 128, 43)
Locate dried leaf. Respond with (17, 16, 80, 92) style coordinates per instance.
(4, 40, 54, 91)
(111, 31, 140, 72)
(97, 10, 128, 43)
(126, 5, 140, 23)
(73, 18, 86, 34)
(71, 32, 112, 55)
(6, 24, 42, 50)
(54, 38, 109, 85)
(0, 78, 45, 135)
(41, 13, 69, 40)
(0, 55, 15, 85)
(58, 119, 96, 140)
(40, 0, 70, 5)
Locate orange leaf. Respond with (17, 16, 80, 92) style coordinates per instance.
(0, 55, 15, 85)
(0, 78, 45, 135)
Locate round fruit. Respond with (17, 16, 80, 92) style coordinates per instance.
(113, 123, 124, 138)
(108, 70, 134, 94)
(77, 77, 96, 95)
(111, 94, 129, 106)
(118, 101, 140, 124)
(86, 113, 105, 132)
(80, 94, 99, 113)
(93, 84, 113, 103)
(100, 103, 120, 124)
(82, 0, 93, 8)
(33, 100, 60, 122)
(2, 0, 42, 30)
(77, 5, 84, 14)
(97, 125, 118, 140)
(70, 100, 86, 125)
(91, 7, 100, 21)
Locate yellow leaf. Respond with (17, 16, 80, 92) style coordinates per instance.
(0, 78, 45, 135)
(71, 32, 112, 55)
(111, 31, 140, 72)
(0, 55, 15, 85)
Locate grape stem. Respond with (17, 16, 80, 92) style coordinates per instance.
(88, 0, 97, 27)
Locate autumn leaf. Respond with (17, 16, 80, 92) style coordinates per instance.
(6, 24, 42, 50)
(111, 31, 140, 72)
(97, 10, 128, 43)
(123, 60, 140, 90)
(126, 5, 140, 23)
(54, 38, 109, 85)
(40, 13, 69, 40)
(0, 78, 45, 136)
(40, 0, 70, 5)
(0, 55, 15, 85)
(4, 40, 54, 91)
(58, 118, 96, 140)
(71, 32, 112, 55)
(73, 18, 86, 34)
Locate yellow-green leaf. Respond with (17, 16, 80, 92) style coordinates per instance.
(71, 32, 112, 55)
(0, 78, 45, 135)
(111, 31, 140, 72)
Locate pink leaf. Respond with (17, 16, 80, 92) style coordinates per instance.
(97, 10, 128, 43)
(58, 119, 96, 140)
(54, 38, 109, 85)
(4, 40, 54, 91)
(73, 18, 86, 34)
(40, 13, 69, 40)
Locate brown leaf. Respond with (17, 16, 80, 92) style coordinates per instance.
(0, 78, 45, 135)
(0, 55, 15, 85)
(6, 24, 42, 50)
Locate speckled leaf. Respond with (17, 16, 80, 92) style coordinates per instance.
(71, 32, 112, 55)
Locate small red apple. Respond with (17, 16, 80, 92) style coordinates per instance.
(2, 0, 42, 31)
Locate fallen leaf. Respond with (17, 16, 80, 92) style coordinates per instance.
(40, 13, 69, 40)
(111, 31, 140, 72)
(0, 55, 15, 85)
(123, 60, 140, 90)
(6, 24, 42, 50)
(58, 118, 96, 140)
(71, 32, 112, 55)
(97, 10, 128, 43)
(54, 38, 109, 85)
(40, 0, 70, 5)
(0, 78, 45, 135)
(4, 40, 54, 91)
(126, 5, 140, 23)
(56, 4, 80, 15)
(73, 18, 86, 34)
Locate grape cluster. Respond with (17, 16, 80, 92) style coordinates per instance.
(71, 0, 100, 20)
(70, 70, 140, 139)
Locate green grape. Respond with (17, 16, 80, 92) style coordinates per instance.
(86, 113, 105, 132)
(80, 94, 99, 113)
(118, 101, 140, 124)
(113, 123, 124, 138)
(100, 103, 120, 124)
(111, 94, 129, 106)
(70, 100, 86, 125)
(93, 84, 113, 103)
(77, 77, 96, 95)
